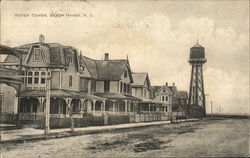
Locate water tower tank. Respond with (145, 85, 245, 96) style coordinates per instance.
(189, 43, 206, 63)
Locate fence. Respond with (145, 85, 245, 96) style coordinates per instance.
(1, 112, 172, 129)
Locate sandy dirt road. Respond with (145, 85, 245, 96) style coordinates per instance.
(1, 118, 249, 157)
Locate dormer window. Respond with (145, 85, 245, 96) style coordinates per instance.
(124, 69, 127, 78)
(34, 48, 40, 61)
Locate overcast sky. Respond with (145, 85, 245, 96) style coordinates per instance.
(1, 0, 249, 114)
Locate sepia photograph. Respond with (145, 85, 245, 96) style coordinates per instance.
(0, 0, 249, 157)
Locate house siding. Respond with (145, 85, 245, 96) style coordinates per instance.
(0, 84, 18, 113)
(96, 81, 104, 93)
(61, 54, 80, 91)
(110, 81, 118, 93)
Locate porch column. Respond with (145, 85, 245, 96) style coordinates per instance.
(128, 100, 130, 112)
(58, 99, 61, 116)
(112, 100, 115, 112)
(38, 97, 45, 113)
(125, 100, 128, 113)
(66, 98, 72, 115)
(102, 101, 105, 112)
(93, 100, 96, 112)
(80, 99, 85, 112)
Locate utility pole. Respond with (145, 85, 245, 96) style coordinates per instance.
(45, 74, 51, 135)
(211, 101, 213, 118)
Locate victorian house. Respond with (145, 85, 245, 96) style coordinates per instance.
(131, 73, 165, 114)
(150, 83, 177, 114)
(1, 35, 106, 121)
(80, 53, 142, 116)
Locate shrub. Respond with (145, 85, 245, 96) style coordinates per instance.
(108, 115, 129, 125)
(0, 112, 17, 124)
(36, 114, 104, 129)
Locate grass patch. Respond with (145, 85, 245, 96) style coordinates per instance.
(133, 139, 166, 152)
(86, 139, 130, 151)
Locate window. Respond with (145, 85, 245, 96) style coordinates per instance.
(34, 72, 39, 84)
(124, 70, 127, 78)
(104, 81, 110, 92)
(27, 72, 33, 84)
(34, 48, 40, 61)
(166, 96, 168, 101)
(41, 72, 46, 84)
(123, 83, 126, 93)
(127, 84, 130, 94)
(83, 79, 89, 92)
(163, 89, 166, 93)
(69, 75, 72, 87)
(80, 78, 88, 92)
(91, 80, 96, 92)
(120, 82, 123, 93)
(162, 96, 165, 101)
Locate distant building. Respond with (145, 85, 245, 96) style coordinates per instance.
(150, 83, 176, 114)
(173, 91, 188, 117)
(176, 91, 188, 107)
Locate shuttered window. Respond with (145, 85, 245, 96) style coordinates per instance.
(104, 81, 110, 92)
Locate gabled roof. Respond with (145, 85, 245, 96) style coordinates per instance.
(80, 56, 98, 78)
(155, 85, 173, 96)
(81, 55, 133, 81)
(149, 86, 161, 96)
(131, 73, 150, 87)
(96, 60, 127, 80)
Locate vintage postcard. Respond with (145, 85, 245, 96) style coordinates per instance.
(0, 0, 249, 157)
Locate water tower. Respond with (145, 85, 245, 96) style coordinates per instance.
(188, 41, 207, 116)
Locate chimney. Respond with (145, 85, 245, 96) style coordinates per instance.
(104, 53, 109, 61)
(173, 83, 175, 86)
(166, 82, 168, 86)
(39, 34, 45, 43)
